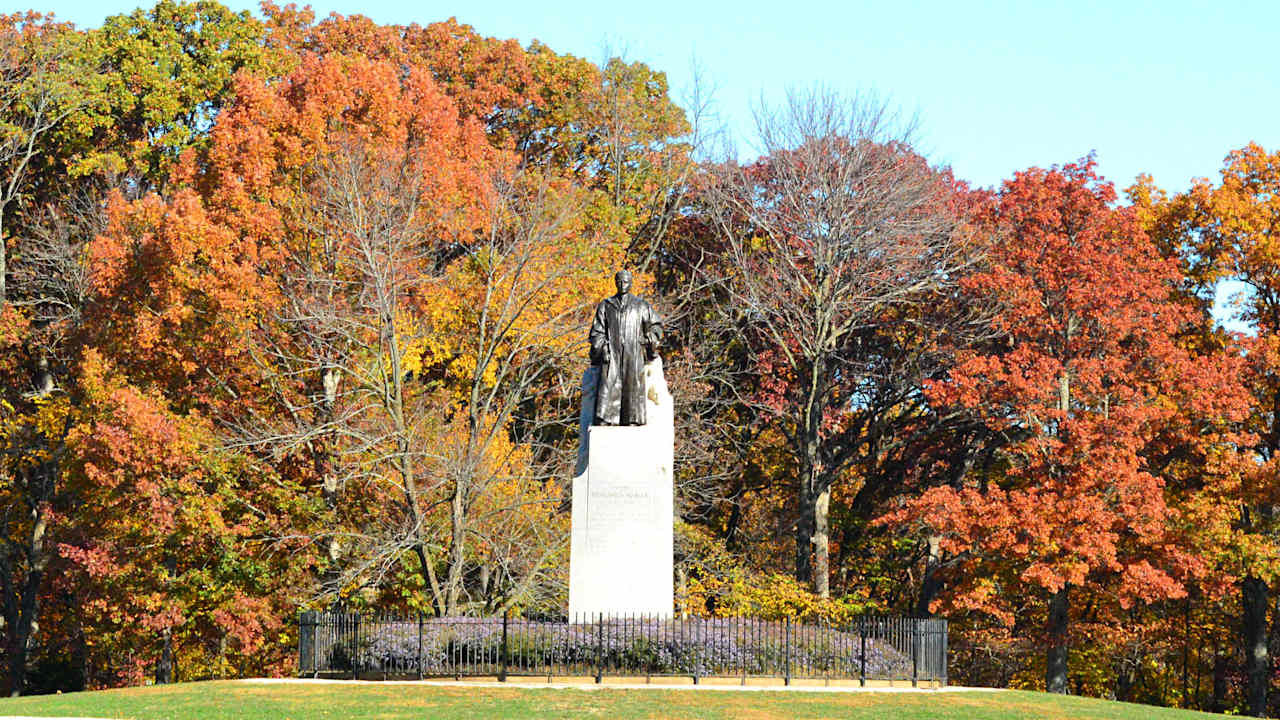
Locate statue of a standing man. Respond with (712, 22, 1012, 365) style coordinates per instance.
(589, 270, 662, 426)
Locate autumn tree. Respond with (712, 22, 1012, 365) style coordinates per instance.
(889, 159, 1246, 694)
(1135, 143, 1280, 716)
(80, 0, 283, 187)
(194, 45, 626, 615)
(257, 7, 694, 269)
(701, 90, 971, 597)
(0, 4, 299, 681)
(0, 11, 284, 685)
(1, 179, 290, 693)
(0, 13, 98, 304)
(189, 47, 492, 613)
(41, 171, 300, 687)
(2, 1, 274, 303)
(0, 13, 101, 690)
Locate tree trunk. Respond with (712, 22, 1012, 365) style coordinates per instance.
(5, 637, 23, 697)
(1115, 661, 1134, 702)
(1045, 367, 1073, 695)
(5, 563, 42, 698)
(1243, 574, 1270, 717)
(793, 482, 813, 587)
(676, 564, 688, 618)
(834, 523, 853, 596)
(318, 366, 342, 590)
(812, 485, 830, 598)
(916, 535, 944, 617)
(794, 422, 823, 592)
(1211, 639, 1227, 714)
(5, 477, 50, 697)
(794, 354, 826, 594)
(1045, 584, 1070, 694)
(445, 481, 466, 614)
(723, 501, 742, 553)
(1, 211, 8, 303)
(155, 627, 174, 684)
(385, 318, 445, 615)
(2, 369, 62, 697)
(1182, 595, 1191, 709)
(34, 356, 53, 396)
(72, 621, 87, 692)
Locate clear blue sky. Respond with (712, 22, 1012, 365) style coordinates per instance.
(30, 0, 1280, 327)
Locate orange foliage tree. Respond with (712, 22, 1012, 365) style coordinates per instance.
(195, 45, 636, 614)
(1134, 143, 1280, 716)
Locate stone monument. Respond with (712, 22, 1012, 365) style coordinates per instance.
(568, 271, 674, 619)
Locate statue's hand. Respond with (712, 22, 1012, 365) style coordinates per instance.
(590, 341, 610, 366)
(644, 341, 658, 362)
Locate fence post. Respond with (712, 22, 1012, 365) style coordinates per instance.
(416, 613, 424, 681)
(312, 612, 321, 678)
(646, 614, 653, 684)
(941, 619, 949, 688)
(595, 613, 604, 684)
(500, 611, 510, 682)
(933, 620, 941, 687)
(297, 611, 306, 677)
(858, 619, 866, 687)
(547, 615, 555, 683)
(911, 619, 919, 689)
(824, 620, 830, 687)
(352, 611, 360, 681)
(693, 618, 700, 685)
(784, 617, 792, 686)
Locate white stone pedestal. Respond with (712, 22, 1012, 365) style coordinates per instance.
(568, 359, 674, 620)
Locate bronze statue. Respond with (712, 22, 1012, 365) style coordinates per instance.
(589, 270, 662, 426)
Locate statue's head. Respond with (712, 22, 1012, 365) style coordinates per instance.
(614, 270, 632, 295)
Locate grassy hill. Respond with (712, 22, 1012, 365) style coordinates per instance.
(0, 680, 1230, 719)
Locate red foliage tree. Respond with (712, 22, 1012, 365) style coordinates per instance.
(887, 159, 1246, 693)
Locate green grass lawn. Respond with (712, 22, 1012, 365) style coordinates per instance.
(0, 680, 1231, 719)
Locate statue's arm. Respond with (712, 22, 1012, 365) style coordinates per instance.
(589, 302, 609, 365)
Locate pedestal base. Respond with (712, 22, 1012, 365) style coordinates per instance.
(568, 360, 674, 620)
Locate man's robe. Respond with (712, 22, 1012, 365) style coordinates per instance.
(589, 293, 661, 425)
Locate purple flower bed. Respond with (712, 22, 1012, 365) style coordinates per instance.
(322, 616, 913, 679)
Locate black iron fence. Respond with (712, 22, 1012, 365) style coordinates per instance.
(298, 612, 947, 687)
